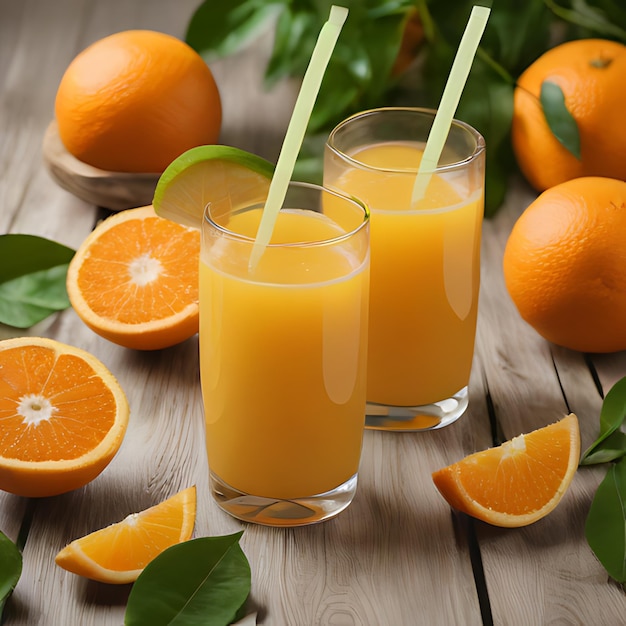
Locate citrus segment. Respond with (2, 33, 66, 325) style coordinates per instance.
(66, 205, 200, 350)
(432, 414, 580, 527)
(55, 30, 221, 173)
(55, 486, 196, 584)
(152, 145, 274, 228)
(0, 337, 129, 497)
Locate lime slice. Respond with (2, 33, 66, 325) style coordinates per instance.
(152, 145, 275, 228)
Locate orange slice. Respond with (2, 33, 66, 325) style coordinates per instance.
(66, 205, 200, 350)
(55, 485, 196, 584)
(0, 336, 129, 497)
(432, 414, 580, 527)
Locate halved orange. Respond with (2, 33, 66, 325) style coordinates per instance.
(55, 485, 196, 584)
(432, 414, 580, 527)
(66, 205, 200, 350)
(0, 336, 129, 497)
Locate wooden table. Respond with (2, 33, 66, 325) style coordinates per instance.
(2, 1, 626, 624)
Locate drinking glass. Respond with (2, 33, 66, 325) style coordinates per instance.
(324, 107, 485, 431)
(200, 181, 370, 526)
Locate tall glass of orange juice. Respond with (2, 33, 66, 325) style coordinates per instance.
(200, 181, 370, 526)
(324, 107, 485, 431)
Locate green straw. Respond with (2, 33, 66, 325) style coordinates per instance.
(249, 5, 349, 270)
(411, 5, 490, 205)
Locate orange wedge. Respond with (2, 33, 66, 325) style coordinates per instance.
(55, 485, 196, 584)
(66, 205, 200, 350)
(0, 336, 129, 497)
(432, 414, 580, 527)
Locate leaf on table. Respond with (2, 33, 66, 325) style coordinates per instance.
(0, 531, 22, 618)
(0, 265, 71, 328)
(0, 234, 75, 284)
(0, 235, 75, 328)
(581, 376, 626, 465)
(585, 458, 626, 583)
(580, 430, 626, 466)
(540, 81, 581, 159)
(185, 0, 285, 61)
(125, 532, 251, 626)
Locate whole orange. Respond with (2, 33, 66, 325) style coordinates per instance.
(503, 177, 626, 353)
(55, 30, 221, 173)
(511, 38, 626, 192)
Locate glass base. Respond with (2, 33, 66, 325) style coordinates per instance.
(210, 471, 358, 527)
(365, 386, 468, 431)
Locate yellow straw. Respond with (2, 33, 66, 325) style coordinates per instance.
(411, 5, 490, 205)
(249, 5, 349, 270)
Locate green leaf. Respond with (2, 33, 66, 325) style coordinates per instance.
(479, 0, 552, 75)
(581, 376, 626, 465)
(0, 235, 74, 328)
(540, 81, 581, 159)
(484, 157, 510, 218)
(311, 9, 407, 132)
(265, 7, 321, 86)
(294, 132, 327, 184)
(585, 459, 626, 583)
(545, 0, 626, 42)
(0, 234, 75, 284)
(457, 60, 515, 216)
(181, 0, 626, 218)
(580, 430, 626, 465)
(185, 0, 285, 61)
(0, 265, 71, 328)
(0, 531, 22, 618)
(125, 533, 251, 626)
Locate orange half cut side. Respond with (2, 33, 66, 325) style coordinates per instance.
(0, 336, 129, 497)
(66, 205, 200, 350)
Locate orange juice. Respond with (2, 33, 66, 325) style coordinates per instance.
(200, 207, 369, 501)
(325, 141, 483, 407)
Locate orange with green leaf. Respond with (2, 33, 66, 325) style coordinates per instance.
(511, 38, 626, 192)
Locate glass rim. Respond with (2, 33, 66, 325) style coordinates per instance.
(326, 106, 486, 175)
(203, 181, 370, 249)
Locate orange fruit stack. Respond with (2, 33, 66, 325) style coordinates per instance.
(0, 337, 129, 497)
(55, 30, 222, 173)
(55, 486, 196, 584)
(512, 38, 626, 192)
(432, 414, 580, 527)
(66, 205, 200, 350)
(503, 176, 626, 353)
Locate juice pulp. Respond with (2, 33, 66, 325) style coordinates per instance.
(326, 142, 482, 406)
(200, 209, 369, 500)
